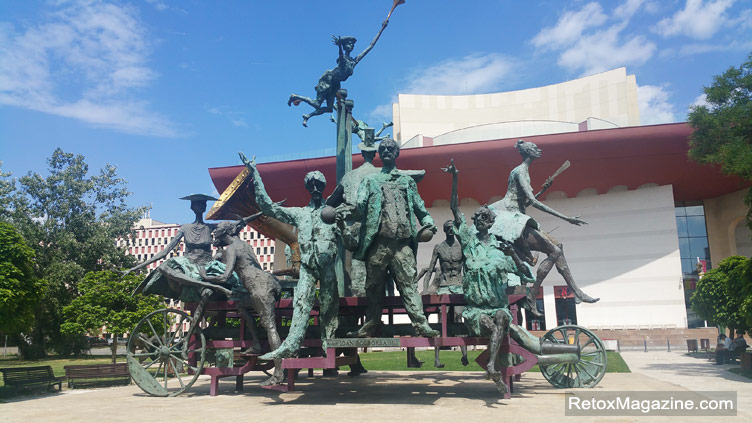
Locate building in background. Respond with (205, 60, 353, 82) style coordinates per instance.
(118, 216, 276, 272)
(205, 68, 750, 334)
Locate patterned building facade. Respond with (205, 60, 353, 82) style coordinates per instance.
(118, 217, 275, 271)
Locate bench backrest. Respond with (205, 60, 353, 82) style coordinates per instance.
(64, 363, 129, 377)
(1, 366, 54, 384)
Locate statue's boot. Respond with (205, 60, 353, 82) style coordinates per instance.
(540, 340, 580, 356)
(347, 321, 382, 338)
(414, 323, 439, 338)
(523, 294, 543, 318)
(348, 360, 368, 376)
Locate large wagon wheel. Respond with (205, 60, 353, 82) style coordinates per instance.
(127, 308, 207, 397)
(539, 324, 607, 388)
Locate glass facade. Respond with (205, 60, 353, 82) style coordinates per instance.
(675, 202, 710, 327)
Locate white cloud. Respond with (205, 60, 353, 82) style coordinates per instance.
(0, 0, 178, 137)
(205, 105, 248, 128)
(691, 93, 708, 108)
(401, 53, 514, 95)
(530, 1, 657, 76)
(370, 102, 394, 122)
(637, 84, 677, 124)
(614, 0, 653, 19)
(145, 0, 169, 12)
(558, 25, 656, 75)
(532, 2, 607, 50)
(653, 0, 736, 39)
(369, 53, 515, 122)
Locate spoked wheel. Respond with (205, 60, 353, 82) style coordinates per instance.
(127, 308, 206, 397)
(539, 324, 607, 388)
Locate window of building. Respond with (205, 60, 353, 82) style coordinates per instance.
(270, 246, 274, 255)
(554, 286, 577, 326)
(675, 202, 711, 327)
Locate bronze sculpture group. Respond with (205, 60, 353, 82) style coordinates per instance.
(124, 0, 605, 397)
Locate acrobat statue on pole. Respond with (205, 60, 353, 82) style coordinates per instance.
(287, 0, 405, 127)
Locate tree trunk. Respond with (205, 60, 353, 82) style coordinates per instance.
(111, 335, 118, 364)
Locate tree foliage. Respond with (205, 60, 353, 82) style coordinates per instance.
(61, 271, 163, 363)
(691, 256, 752, 333)
(688, 52, 752, 227)
(0, 149, 144, 358)
(0, 222, 44, 335)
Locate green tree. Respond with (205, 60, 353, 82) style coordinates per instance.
(61, 271, 163, 363)
(0, 222, 44, 335)
(688, 52, 752, 227)
(691, 256, 751, 335)
(1, 149, 144, 358)
(725, 256, 752, 330)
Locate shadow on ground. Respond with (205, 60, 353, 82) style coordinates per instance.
(131, 371, 561, 408)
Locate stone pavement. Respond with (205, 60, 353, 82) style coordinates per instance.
(1, 352, 749, 422)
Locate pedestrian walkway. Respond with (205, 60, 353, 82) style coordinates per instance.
(1, 352, 748, 422)
(621, 350, 751, 415)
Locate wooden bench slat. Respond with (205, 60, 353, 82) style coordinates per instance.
(1, 366, 63, 391)
(63, 363, 130, 388)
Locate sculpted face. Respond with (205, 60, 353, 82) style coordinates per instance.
(472, 207, 496, 232)
(190, 200, 207, 215)
(443, 221, 455, 237)
(378, 139, 400, 165)
(520, 142, 541, 159)
(306, 178, 326, 202)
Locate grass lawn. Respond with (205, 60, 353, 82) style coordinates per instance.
(358, 349, 630, 373)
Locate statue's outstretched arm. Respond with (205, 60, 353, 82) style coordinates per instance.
(520, 171, 586, 225)
(123, 230, 184, 275)
(354, 19, 389, 65)
(442, 159, 464, 227)
(239, 152, 298, 226)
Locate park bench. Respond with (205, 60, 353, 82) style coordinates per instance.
(0, 366, 63, 392)
(64, 363, 130, 388)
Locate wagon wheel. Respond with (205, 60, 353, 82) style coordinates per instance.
(127, 308, 206, 397)
(539, 324, 607, 388)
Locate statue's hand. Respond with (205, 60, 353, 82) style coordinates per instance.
(542, 177, 553, 190)
(382, 19, 389, 27)
(567, 215, 587, 226)
(428, 224, 438, 234)
(441, 158, 459, 175)
(331, 35, 341, 45)
(498, 239, 514, 255)
(238, 152, 256, 170)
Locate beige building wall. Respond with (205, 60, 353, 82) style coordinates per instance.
(393, 67, 640, 142)
(420, 184, 687, 328)
(704, 188, 752, 265)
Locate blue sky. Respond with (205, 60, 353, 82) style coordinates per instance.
(1, 0, 751, 224)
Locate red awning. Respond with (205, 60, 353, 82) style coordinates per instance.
(208, 123, 747, 209)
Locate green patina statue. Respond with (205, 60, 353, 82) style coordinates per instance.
(489, 140, 598, 316)
(443, 159, 538, 394)
(126, 195, 241, 307)
(343, 138, 439, 338)
(287, 1, 404, 127)
(239, 153, 340, 360)
(198, 217, 284, 386)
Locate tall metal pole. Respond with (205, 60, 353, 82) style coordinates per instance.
(335, 89, 353, 296)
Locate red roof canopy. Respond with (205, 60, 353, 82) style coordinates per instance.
(208, 123, 747, 208)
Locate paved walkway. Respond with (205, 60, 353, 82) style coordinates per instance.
(1, 352, 749, 422)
